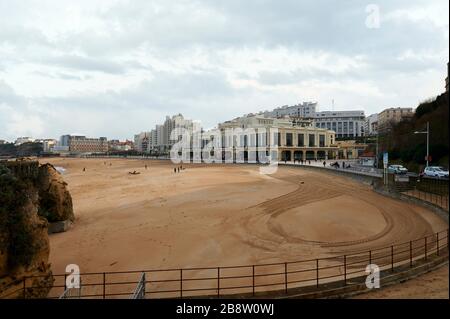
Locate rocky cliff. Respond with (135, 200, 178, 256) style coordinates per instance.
(0, 160, 74, 298)
(37, 164, 74, 223)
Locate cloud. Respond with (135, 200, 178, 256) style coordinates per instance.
(0, 0, 448, 141)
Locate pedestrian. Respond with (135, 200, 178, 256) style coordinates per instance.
(174, 168, 176, 173)
(323, 161, 326, 167)
(83, 167, 86, 172)
(342, 161, 345, 169)
(145, 164, 147, 170)
(308, 160, 311, 165)
(177, 167, 180, 173)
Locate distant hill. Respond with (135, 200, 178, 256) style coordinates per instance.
(380, 91, 449, 171)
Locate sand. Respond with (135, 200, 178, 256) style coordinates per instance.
(353, 264, 449, 299)
(41, 158, 448, 297)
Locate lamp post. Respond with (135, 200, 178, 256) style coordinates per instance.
(414, 121, 430, 167)
(375, 134, 379, 168)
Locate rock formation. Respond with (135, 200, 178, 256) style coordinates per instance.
(37, 164, 74, 222)
(0, 160, 74, 298)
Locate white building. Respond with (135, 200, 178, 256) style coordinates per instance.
(364, 114, 378, 136)
(43, 139, 57, 152)
(314, 110, 365, 138)
(15, 137, 34, 145)
(134, 114, 195, 153)
(262, 102, 317, 118)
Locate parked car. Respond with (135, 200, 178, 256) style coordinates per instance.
(423, 166, 449, 179)
(387, 164, 408, 174)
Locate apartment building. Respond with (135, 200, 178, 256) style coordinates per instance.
(377, 107, 414, 134)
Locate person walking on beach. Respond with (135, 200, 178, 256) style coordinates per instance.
(83, 167, 86, 172)
(177, 167, 180, 173)
(145, 164, 147, 170)
(323, 161, 326, 167)
(174, 168, 176, 173)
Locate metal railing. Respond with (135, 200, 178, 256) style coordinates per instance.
(382, 174, 449, 210)
(1, 229, 448, 299)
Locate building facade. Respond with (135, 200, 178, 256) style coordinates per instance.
(262, 102, 317, 119)
(212, 115, 338, 162)
(57, 135, 108, 153)
(377, 107, 414, 134)
(314, 110, 365, 138)
(364, 114, 378, 136)
(134, 114, 195, 153)
(68, 136, 108, 153)
(134, 132, 150, 152)
(42, 139, 57, 152)
(255, 102, 365, 139)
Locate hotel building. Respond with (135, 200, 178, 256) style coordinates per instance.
(209, 115, 339, 162)
(59, 135, 108, 153)
(314, 110, 365, 138)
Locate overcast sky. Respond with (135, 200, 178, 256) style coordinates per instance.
(0, 0, 448, 141)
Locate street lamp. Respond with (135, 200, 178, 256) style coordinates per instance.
(414, 121, 430, 167)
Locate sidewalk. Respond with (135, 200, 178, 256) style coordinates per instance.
(280, 159, 383, 178)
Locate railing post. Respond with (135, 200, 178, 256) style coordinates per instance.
(217, 267, 220, 298)
(284, 263, 288, 294)
(252, 265, 255, 297)
(391, 246, 394, 272)
(410, 241, 413, 267)
(103, 272, 106, 299)
(316, 259, 319, 288)
(425, 237, 428, 261)
(180, 269, 183, 299)
(343, 255, 347, 285)
(437, 233, 439, 256)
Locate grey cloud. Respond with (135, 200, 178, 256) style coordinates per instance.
(0, 80, 27, 108)
(0, 0, 447, 140)
(41, 54, 127, 74)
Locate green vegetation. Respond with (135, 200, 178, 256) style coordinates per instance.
(0, 165, 40, 270)
(0, 142, 43, 157)
(379, 91, 449, 172)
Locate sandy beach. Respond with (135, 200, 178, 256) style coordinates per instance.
(41, 158, 448, 297)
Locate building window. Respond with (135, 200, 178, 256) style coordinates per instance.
(298, 134, 304, 147)
(319, 135, 325, 147)
(309, 134, 315, 147)
(286, 133, 293, 146)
